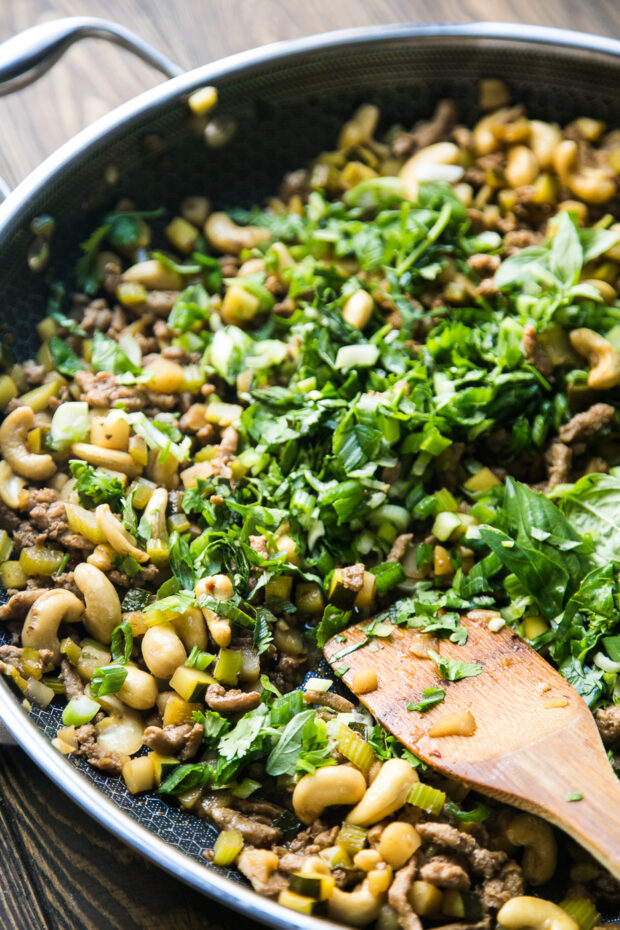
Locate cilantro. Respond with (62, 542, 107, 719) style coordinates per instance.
(158, 763, 212, 796)
(110, 620, 133, 665)
(69, 461, 124, 511)
(253, 608, 273, 655)
(91, 330, 141, 376)
(314, 605, 352, 649)
(407, 686, 446, 713)
(115, 555, 142, 578)
(193, 709, 231, 746)
(121, 588, 150, 611)
(428, 650, 483, 682)
(168, 284, 209, 333)
(265, 709, 317, 776)
(49, 336, 85, 376)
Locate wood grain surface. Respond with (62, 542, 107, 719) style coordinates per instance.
(0, 1, 620, 928)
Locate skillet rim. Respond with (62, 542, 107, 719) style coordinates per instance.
(1, 21, 620, 929)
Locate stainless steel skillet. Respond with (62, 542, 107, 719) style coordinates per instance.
(1, 18, 620, 929)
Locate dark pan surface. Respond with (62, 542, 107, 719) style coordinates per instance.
(1, 23, 620, 928)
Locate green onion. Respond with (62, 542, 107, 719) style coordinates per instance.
(212, 828, 244, 866)
(559, 899, 600, 930)
(40, 676, 66, 695)
(185, 646, 215, 670)
(49, 401, 90, 451)
(90, 663, 128, 697)
(336, 723, 375, 775)
(337, 821, 368, 854)
(62, 695, 99, 726)
(231, 778, 261, 799)
(407, 781, 446, 816)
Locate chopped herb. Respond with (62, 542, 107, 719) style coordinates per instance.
(49, 336, 85, 376)
(69, 461, 125, 512)
(566, 791, 584, 802)
(407, 686, 446, 713)
(428, 650, 483, 682)
(110, 620, 133, 665)
(445, 801, 490, 822)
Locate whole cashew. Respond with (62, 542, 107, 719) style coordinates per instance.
(0, 406, 56, 480)
(117, 665, 158, 710)
(553, 139, 616, 204)
(74, 562, 121, 644)
(141, 623, 187, 679)
(328, 878, 386, 927)
(399, 142, 461, 201)
(0, 460, 29, 509)
(195, 574, 234, 648)
(122, 258, 183, 290)
(506, 813, 557, 885)
(204, 212, 270, 254)
(22, 589, 84, 663)
(569, 328, 620, 390)
(292, 764, 367, 825)
(172, 607, 208, 651)
(95, 503, 149, 563)
(71, 442, 140, 478)
(497, 896, 578, 930)
(346, 759, 418, 827)
(528, 120, 562, 170)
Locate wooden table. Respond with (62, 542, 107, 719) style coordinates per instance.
(0, 1, 619, 927)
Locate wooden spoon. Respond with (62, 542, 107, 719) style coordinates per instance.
(324, 608, 620, 879)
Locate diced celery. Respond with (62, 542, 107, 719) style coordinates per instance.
(432, 511, 462, 542)
(0, 375, 17, 409)
(60, 637, 82, 667)
(463, 467, 501, 493)
(62, 696, 100, 726)
(0, 561, 27, 589)
(49, 401, 90, 451)
(19, 545, 65, 576)
(0, 529, 13, 563)
(212, 828, 244, 866)
(337, 822, 368, 854)
(337, 724, 375, 775)
(559, 898, 600, 930)
(407, 781, 446, 815)
(213, 649, 243, 686)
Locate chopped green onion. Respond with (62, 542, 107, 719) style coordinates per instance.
(90, 663, 128, 697)
(407, 686, 445, 713)
(110, 619, 133, 665)
(185, 646, 215, 670)
(62, 695, 100, 726)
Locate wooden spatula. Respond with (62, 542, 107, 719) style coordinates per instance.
(324, 609, 620, 880)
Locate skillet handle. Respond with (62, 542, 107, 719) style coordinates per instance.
(0, 16, 183, 95)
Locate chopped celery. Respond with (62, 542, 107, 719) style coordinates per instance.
(213, 649, 243, 686)
(407, 782, 446, 816)
(337, 723, 375, 775)
(559, 898, 600, 930)
(337, 821, 368, 854)
(49, 401, 90, 451)
(62, 695, 100, 726)
(212, 828, 244, 866)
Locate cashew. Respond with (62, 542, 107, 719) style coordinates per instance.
(505, 145, 539, 188)
(71, 442, 140, 478)
(204, 212, 270, 254)
(346, 759, 418, 827)
(338, 104, 380, 150)
(378, 822, 422, 869)
(497, 896, 578, 930)
(87, 543, 115, 571)
(0, 406, 56, 480)
(117, 665, 158, 710)
(292, 764, 367, 825)
(141, 623, 187, 679)
(328, 878, 386, 927)
(399, 142, 461, 201)
(553, 138, 616, 204)
(506, 813, 557, 885)
(172, 607, 208, 651)
(95, 504, 149, 563)
(146, 448, 179, 490)
(528, 120, 562, 170)
(74, 562, 121, 644)
(22, 589, 84, 663)
(195, 574, 234, 648)
(122, 259, 182, 290)
(0, 459, 29, 509)
(141, 488, 168, 542)
(569, 328, 620, 390)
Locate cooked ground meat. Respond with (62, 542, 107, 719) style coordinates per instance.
(0, 588, 47, 622)
(545, 441, 572, 490)
(205, 683, 261, 713)
(416, 822, 506, 879)
(209, 807, 281, 847)
(387, 533, 413, 563)
(523, 323, 553, 379)
(234, 798, 284, 819)
(276, 852, 307, 873)
(143, 290, 179, 316)
(585, 456, 609, 474)
(285, 819, 338, 855)
(341, 563, 364, 592)
(209, 427, 239, 479)
(388, 857, 422, 930)
(482, 861, 525, 910)
(432, 920, 491, 930)
(142, 723, 204, 760)
(302, 689, 354, 713)
(596, 703, 620, 747)
(59, 658, 85, 700)
(392, 99, 457, 158)
(25, 489, 93, 550)
(268, 653, 307, 695)
(74, 370, 145, 410)
(0, 499, 21, 532)
(72, 724, 125, 775)
(419, 855, 471, 889)
(559, 402, 615, 444)
(249, 535, 269, 558)
(108, 564, 160, 589)
(236, 847, 288, 897)
(468, 253, 501, 277)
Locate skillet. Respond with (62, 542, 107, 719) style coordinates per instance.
(1, 18, 620, 928)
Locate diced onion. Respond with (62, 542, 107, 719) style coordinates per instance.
(96, 712, 144, 756)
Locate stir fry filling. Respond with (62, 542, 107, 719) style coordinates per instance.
(2, 79, 620, 927)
